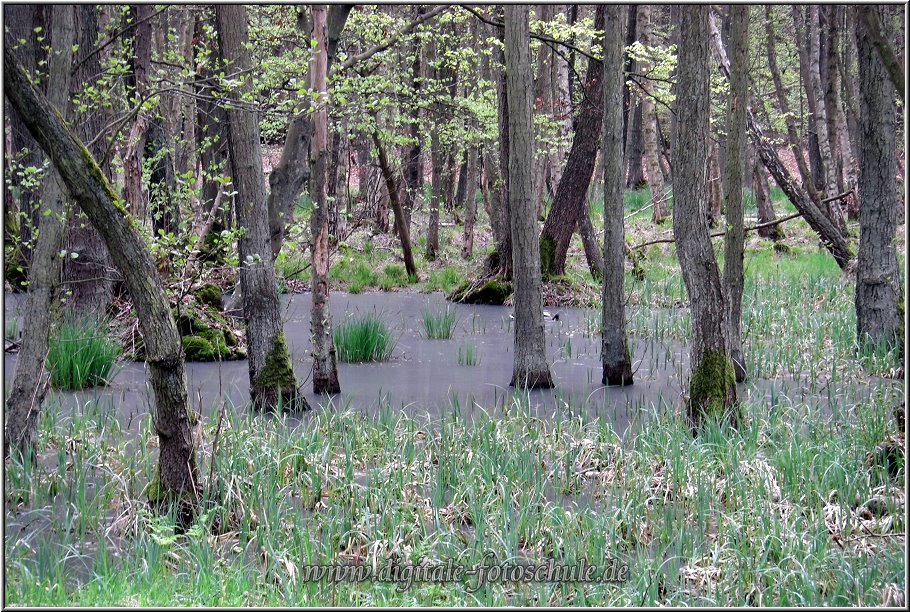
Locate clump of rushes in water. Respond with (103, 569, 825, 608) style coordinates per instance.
(457, 342, 480, 366)
(333, 313, 396, 362)
(47, 313, 120, 390)
(422, 305, 457, 339)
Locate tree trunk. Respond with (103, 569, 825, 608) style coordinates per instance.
(531, 4, 554, 219)
(625, 100, 646, 188)
(403, 5, 425, 208)
(807, 5, 848, 233)
(373, 131, 418, 278)
(462, 146, 478, 259)
(308, 6, 341, 395)
(549, 5, 572, 191)
(578, 211, 605, 280)
(855, 6, 903, 351)
(857, 6, 905, 101)
(121, 4, 153, 219)
(4, 42, 199, 502)
(494, 19, 513, 279)
(793, 7, 825, 195)
(600, 4, 633, 386)
(63, 5, 115, 312)
(539, 5, 606, 278)
(706, 139, 723, 228)
(722, 5, 749, 384)
(638, 4, 667, 224)
(505, 6, 553, 389)
(672, 6, 738, 429)
(711, 11, 854, 269)
(427, 126, 442, 260)
(828, 6, 860, 220)
(5, 5, 74, 459)
(216, 5, 300, 409)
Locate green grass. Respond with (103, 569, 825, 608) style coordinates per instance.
(333, 312, 396, 362)
(422, 305, 458, 339)
(5, 317, 19, 342)
(46, 314, 120, 390)
(457, 342, 480, 366)
(424, 266, 462, 294)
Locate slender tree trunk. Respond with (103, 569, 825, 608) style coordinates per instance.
(673, 6, 738, 429)
(505, 5, 552, 389)
(638, 4, 666, 224)
(625, 100, 646, 188)
(404, 5, 425, 208)
(427, 126, 442, 260)
(462, 146, 478, 259)
(539, 5, 606, 278)
(373, 130, 418, 278)
(494, 18, 513, 279)
(5, 42, 199, 502)
(601, 4, 633, 386)
(531, 4, 554, 219)
(706, 139, 723, 227)
(4, 6, 74, 459)
(216, 5, 300, 409)
(855, 6, 903, 351)
(550, 5, 572, 191)
(122, 4, 153, 219)
(308, 6, 341, 395)
(722, 6, 749, 383)
(793, 7, 825, 195)
(807, 5, 848, 233)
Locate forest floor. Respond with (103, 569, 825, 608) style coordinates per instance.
(3, 186, 906, 605)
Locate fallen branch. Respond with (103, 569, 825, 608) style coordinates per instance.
(629, 211, 802, 251)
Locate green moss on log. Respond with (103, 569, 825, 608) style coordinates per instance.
(193, 283, 223, 310)
(448, 276, 512, 305)
(254, 331, 296, 391)
(688, 350, 737, 427)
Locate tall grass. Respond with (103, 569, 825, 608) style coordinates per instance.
(47, 314, 120, 390)
(422, 305, 457, 339)
(333, 313, 396, 362)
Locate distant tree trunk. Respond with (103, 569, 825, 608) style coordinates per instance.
(308, 6, 341, 395)
(621, 5, 638, 159)
(706, 139, 723, 227)
(807, 5, 848, 233)
(462, 146, 478, 259)
(505, 5, 553, 389)
(765, 6, 822, 210)
(404, 4, 425, 208)
(855, 6, 903, 351)
(673, 6, 738, 429)
(722, 5, 749, 383)
(539, 5, 606, 278)
(493, 19, 513, 279)
(373, 131, 418, 278)
(531, 4, 554, 218)
(147, 115, 179, 236)
(625, 100, 646, 188)
(427, 126, 442, 260)
(638, 4, 666, 224)
(601, 4, 633, 386)
(63, 5, 115, 312)
(828, 6, 859, 219)
(327, 128, 342, 241)
(752, 149, 784, 240)
(122, 4, 153, 219)
(550, 4, 572, 190)
(216, 5, 300, 409)
(793, 7, 825, 195)
(5, 42, 199, 503)
(5, 6, 74, 459)
(578, 211, 605, 279)
(715, 11, 853, 268)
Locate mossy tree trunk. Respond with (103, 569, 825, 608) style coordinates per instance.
(309, 5, 341, 395)
(4, 41, 199, 500)
(722, 5, 749, 383)
(854, 5, 904, 352)
(672, 6, 738, 428)
(600, 4, 634, 387)
(4, 6, 74, 459)
(505, 5, 553, 389)
(215, 5, 300, 409)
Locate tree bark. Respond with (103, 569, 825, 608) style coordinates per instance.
(638, 4, 666, 224)
(855, 6, 904, 350)
(121, 4, 153, 219)
(539, 5, 605, 278)
(752, 148, 784, 240)
(216, 5, 300, 409)
(308, 5, 341, 395)
(722, 6, 749, 383)
(673, 6, 738, 429)
(505, 5, 552, 389)
(493, 18, 513, 279)
(4, 41, 199, 501)
(373, 130, 418, 278)
(601, 5, 633, 386)
(5, 6, 74, 459)
(625, 100, 646, 188)
(706, 139, 723, 227)
(857, 6, 905, 101)
(462, 146, 478, 259)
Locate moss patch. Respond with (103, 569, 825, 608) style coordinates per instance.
(254, 331, 296, 391)
(448, 276, 512, 305)
(194, 283, 223, 310)
(688, 350, 738, 428)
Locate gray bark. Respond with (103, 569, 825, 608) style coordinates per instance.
(722, 6, 749, 383)
(672, 6, 738, 428)
(5, 6, 74, 458)
(4, 42, 199, 500)
(638, 4, 666, 224)
(601, 5, 633, 386)
(505, 5, 552, 389)
(216, 5, 300, 409)
(462, 146, 479, 259)
(855, 6, 904, 350)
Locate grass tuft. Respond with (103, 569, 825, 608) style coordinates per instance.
(333, 312, 396, 362)
(47, 313, 120, 390)
(422, 305, 458, 339)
